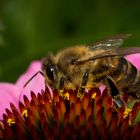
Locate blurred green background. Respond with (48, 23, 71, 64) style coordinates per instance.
(0, 0, 140, 82)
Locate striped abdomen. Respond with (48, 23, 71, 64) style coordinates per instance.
(109, 57, 140, 98)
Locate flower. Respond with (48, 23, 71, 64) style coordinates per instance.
(0, 61, 45, 120)
(125, 54, 140, 70)
(0, 54, 140, 139)
(0, 87, 140, 140)
(16, 61, 45, 102)
(0, 84, 20, 120)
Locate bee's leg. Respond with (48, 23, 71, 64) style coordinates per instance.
(77, 71, 89, 98)
(58, 77, 65, 97)
(106, 76, 125, 109)
(59, 77, 65, 90)
(106, 76, 132, 119)
(59, 77, 71, 100)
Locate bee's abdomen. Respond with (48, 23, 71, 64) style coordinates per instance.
(119, 58, 137, 86)
(127, 66, 140, 98)
(110, 57, 140, 98)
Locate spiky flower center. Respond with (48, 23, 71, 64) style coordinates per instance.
(0, 87, 140, 140)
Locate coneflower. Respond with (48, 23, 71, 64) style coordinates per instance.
(0, 86, 140, 140)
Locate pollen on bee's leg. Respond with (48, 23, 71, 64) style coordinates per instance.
(77, 94, 84, 99)
(85, 83, 92, 91)
(77, 87, 84, 99)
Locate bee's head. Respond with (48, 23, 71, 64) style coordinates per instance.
(42, 54, 59, 90)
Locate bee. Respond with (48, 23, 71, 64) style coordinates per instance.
(24, 34, 140, 109)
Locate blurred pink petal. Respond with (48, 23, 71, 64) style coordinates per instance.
(125, 53, 140, 70)
(0, 83, 20, 120)
(16, 61, 45, 102)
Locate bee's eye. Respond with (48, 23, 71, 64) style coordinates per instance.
(46, 63, 56, 82)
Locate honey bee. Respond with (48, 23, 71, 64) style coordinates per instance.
(24, 34, 140, 109)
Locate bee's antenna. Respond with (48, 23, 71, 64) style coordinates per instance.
(23, 71, 45, 88)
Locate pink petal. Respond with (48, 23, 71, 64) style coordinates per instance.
(125, 53, 140, 70)
(0, 83, 20, 120)
(16, 61, 45, 102)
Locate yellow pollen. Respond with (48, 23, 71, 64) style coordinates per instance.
(77, 92, 84, 99)
(7, 118, 15, 126)
(22, 109, 28, 118)
(58, 89, 70, 100)
(85, 83, 91, 90)
(123, 108, 132, 119)
(92, 92, 97, 99)
(63, 92, 70, 100)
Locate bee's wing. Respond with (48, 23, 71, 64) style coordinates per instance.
(89, 34, 132, 50)
(75, 47, 140, 64)
(73, 34, 134, 64)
